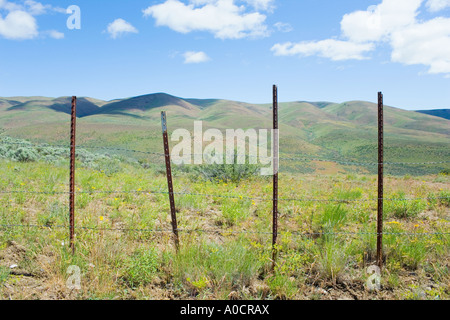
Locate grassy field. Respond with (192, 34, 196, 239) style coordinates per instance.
(0, 95, 449, 300)
(0, 150, 449, 300)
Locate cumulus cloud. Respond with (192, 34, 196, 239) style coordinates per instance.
(271, 39, 374, 61)
(272, 0, 450, 76)
(0, 0, 66, 40)
(244, 0, 275, 12)
(0, 0, 22, 11)
(143, 0, 269, 39)
(274, 22, 292, 33)
(48, 29, 64, 39)
(24, 0, 53, 15)
(183, 51, 210, 63)
(341, 0, 422, 43)
(0, 0, 64, 15)
(0, 10, 38, 40)
(426, 0, 450, 12)
(390, 17, 450, 74)
(106, 18, 138, 39)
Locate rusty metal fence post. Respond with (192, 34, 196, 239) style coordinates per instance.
(161, 111, 180, 251)
(69, 96, 77, 255)
(272, 85, 279, 268)
(377, 92, 384, 269)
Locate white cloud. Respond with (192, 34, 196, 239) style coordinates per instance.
(243, 0, 275, 12)
(341, 0, 422, 43)
(340, 0, 450, 74)
(24, 0, 51, 15)
(274, 22, 292, 33)
(271, 39, 374, 61)
(390, 17, 450, 74)
(426, 0, 450, 12)
(183, 51, 210, 63)
(0, 0, 66, 40)
(0, 0, 64, 15)
(0, 0, 22, 11)
(143, 0, 269, 39)
(106, 18, 138, 39)
(272, 0, 450, 76)
(48, 29, 64, 39)
(0, 10, 38, 40)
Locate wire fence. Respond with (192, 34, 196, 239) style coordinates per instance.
(1, 188, 449, 203)
(1, 156, 449, 242)
(0, 92, 449, 268)
(1, 223, 448, 238)
(2, 139, 450, 166)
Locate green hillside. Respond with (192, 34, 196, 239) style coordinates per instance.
(0, 93, 448, 176)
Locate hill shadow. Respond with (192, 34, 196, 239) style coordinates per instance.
(7, 97, 101, 118)
(97, 93, 194, 115)
(47, 97, 101, 117)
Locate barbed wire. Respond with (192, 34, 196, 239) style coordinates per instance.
(0, 189, 168, 196)
(171, 191, 450, 203)
(1, 188, 449, 203)
(280, 156, 450, 166)
(0, 223, 448, 237)
(1, 139, 449, 241)
(2, 139, 449, 166)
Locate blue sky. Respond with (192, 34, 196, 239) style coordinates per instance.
(0, 0, 449, 110)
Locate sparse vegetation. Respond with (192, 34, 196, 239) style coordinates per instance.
(0, 93, 449, 300)
(384, 191, 427, 219)
(122, 247, 159, 288)
(0, 152, 448, 300)
(314, 239, 349, 284)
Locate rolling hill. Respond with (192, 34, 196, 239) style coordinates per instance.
(0, 93, 448, 175)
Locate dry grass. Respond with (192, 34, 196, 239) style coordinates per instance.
(0, 160, 449, 300)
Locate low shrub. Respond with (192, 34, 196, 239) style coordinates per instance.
(122, 247, 159, 287)
(183, 153, 261, 184)
(384, 192, 426, 219)
(0, 136, 129, 174)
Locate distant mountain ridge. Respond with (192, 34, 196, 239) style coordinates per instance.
(2, 93, 448, 120)
(1, 92, 449, 137)
(1, 92, 448, 176)
(416, 109, 450, 120)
